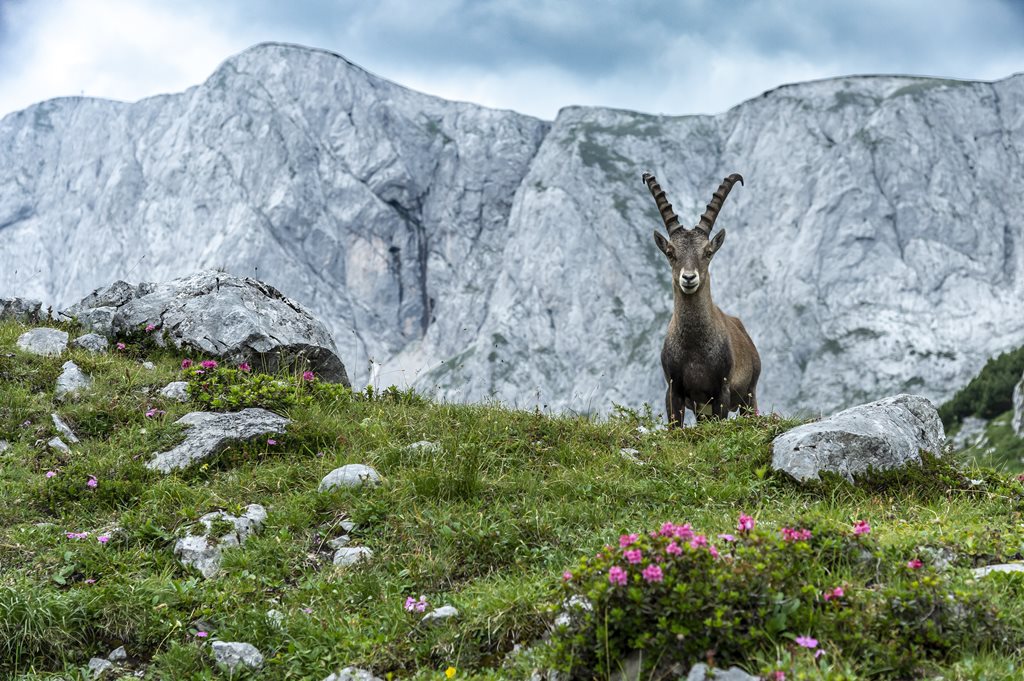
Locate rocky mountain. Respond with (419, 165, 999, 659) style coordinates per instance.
(2, 42, 1023, 416)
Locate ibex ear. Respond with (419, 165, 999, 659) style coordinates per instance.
(709, 229, 726, 255)
(653, 231, 674, 258)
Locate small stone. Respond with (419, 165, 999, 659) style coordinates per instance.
(0, 440, 9, 453)
(52, 413, 80, 444)
(56, 360, 93, 400)
(554, 595, 592, 628)
(618, 448, 644, 465)
(142, 361, 156, 370)
(107, 646, 128, 662)
(686, 663, 760, 681)
(87, 657, 115, 678)
(327, 535, 351, 549)
(319, 464, 381, 491)
(211, 641, 264, 672)
(340, 520, 355, 533)
(48, 437, 70, 453)
(421, 604, 459, 624)
(406, 440, 440, 453)
(266, 609, 284, 626)
(72, 333, 109, 353)
(972, 562, 1024, 578)
(332, 546, 373, 566)
(16, 327, 68, 356)
(323, 668, 384, 681)
(159, 381, 190, 402)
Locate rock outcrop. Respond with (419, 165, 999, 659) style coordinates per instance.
(148, 408, 289, 472)
(64, 270, 349, 385)
(1013, 371, 1024, 437)
(772, 394, 946, 482)
(174, 504, 267, 578)
(3, 42, 1024, 415)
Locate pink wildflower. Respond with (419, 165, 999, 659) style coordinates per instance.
(116, 342, 126, 350)
(195, 631, 208, 638)
(659, 521, 677, 536)
(200, 360, 218, 370)
(689, 534, 707, 549)
(624, 548, 643, 564)
(97, 535, 110, 544)
(66, 531, 89, 540)
(608, 566, 627, 586)
(302, 607, 313, 614)
(302, 370, 316, 381)
(238, 362, 251, 372)
(815, 650, 825, 660)
(717, 533, 736, 542)
(145, 323, 156, 332)
(145, 407, 165, 418)
(823, 587, 845, 602)
(45, 470, 57, 478)
(267, 439, 277, 445)
(907, 559, 923, 570)
(853, 520, 871, 536)
(795, 635, 818, 649)
(404, 597, 417, 611)
(642, 564, 663, 582)
(562, 571, 573, 581)
(84, 578, 96, 584)
(772, 672, 785, 681)
(619, 533, 639, 548)
(708, 545, 720, 559)
(181, 359, 193, 369)
(665, 541, 682, 556)
(672, 523, 695, 541)
(737, 513, 755, 533)
(781, 527, 813, 542)
(87, 476, 97, 488)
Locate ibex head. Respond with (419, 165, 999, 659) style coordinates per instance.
(644, 172, 744, 295)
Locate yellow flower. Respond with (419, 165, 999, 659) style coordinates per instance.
(445, 667, 456, 679)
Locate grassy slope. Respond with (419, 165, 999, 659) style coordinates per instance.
(1, 318, 1023, 680)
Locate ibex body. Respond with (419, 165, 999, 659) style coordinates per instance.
(644, 172, 760, 426)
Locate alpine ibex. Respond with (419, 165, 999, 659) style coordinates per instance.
(643, 172, 760, 426)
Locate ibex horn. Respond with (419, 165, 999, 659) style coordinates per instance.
(696, 173, 744, 236)
(642, 172, 682, 234)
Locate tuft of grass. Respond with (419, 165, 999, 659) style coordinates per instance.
(1, 318, 1023, 679)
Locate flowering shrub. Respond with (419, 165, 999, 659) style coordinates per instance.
(548, 514, 1012, 678)
(183, 362, 303, 412)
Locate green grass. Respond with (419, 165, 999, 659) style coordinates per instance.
(952, 409, 1024, 474)
(1, 318, 1024, 679)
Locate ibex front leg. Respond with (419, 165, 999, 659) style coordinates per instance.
(713, 378, 732, 420)
(666, 380, 686, 428)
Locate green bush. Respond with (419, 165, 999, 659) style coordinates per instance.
(548, 515, 1012, 679)
(184, 361, 305, 412)
(939, 346, 1024, 428)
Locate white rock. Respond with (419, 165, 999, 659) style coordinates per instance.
(55, 360, 92, 400)
(266, 609, 284, 626)
(1013, 371, 1024, 437)
(323, 668, 384, 681)
(686, 663, 760, 681)
(0, 440, 9, 453)
(332, 546, 373, 566)
(406, 440, 441, 454)
(52, 413, 80, 444)
(142, 361, 156, 370)
(554, 595, 592, 628)
(147, 408, 290, 472)
(87, 657, 114, 678)
(421, 605, 459, 624)
(972, 562, 1024, 578)
(0, 297, 43, 323)
(72, 333, 109, 353)
(16, 328, 68, 357)
(107, 646, 127, 662)
(174, 504, 267, 578)
(211, 641, 264, 672)
(159, 381, 190, 402)
(319, 464, 381, 491)
(327, 535, 351, 549)
(618, 448, 644, 465)
(771, 394, 945, 482)
(48, 437, 70, 453)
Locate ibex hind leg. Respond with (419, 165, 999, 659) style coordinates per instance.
(736, 389, 758, 417)
(666, 385, 686, 429)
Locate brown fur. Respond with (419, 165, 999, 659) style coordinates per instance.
(644, 173, 761, 426)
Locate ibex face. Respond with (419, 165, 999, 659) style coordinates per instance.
(644, 172, 744, 295)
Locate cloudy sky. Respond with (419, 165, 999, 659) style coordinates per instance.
(1, 0, 1024, 121)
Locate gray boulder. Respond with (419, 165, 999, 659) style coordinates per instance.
(0, 297, 43, 323)
(772, 394, 945, 483)
(211, 641, 264, 673)
(48, 437, 70, 454)
(1013, 371, 1024, 437)
(107, 646, 128, 662)
(55, 360, 92, 400)
(71, 333, 109, 353)
(147, 408, 290, 472)
(174, 504, 267, 578)
(16, 327, 68, 356)
(319, 464, 381, 491)
(63, 270, 349, 385)
(323, 668, 384, 681)
(51, 413, 80, 444)
(87, 657, 115, 678)
(159, 381, 191, 402)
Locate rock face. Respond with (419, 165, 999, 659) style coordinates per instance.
(1013, 372, 1024, 437)
(174, 504, 267, 578)
(16, 328, 67, 356)
(147, 408, 290, 472)
(0, 297, 42, 323)
(3, 43, 1024, 415)
(772, 394, 945, 482)
(64, 270, 349, 385)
